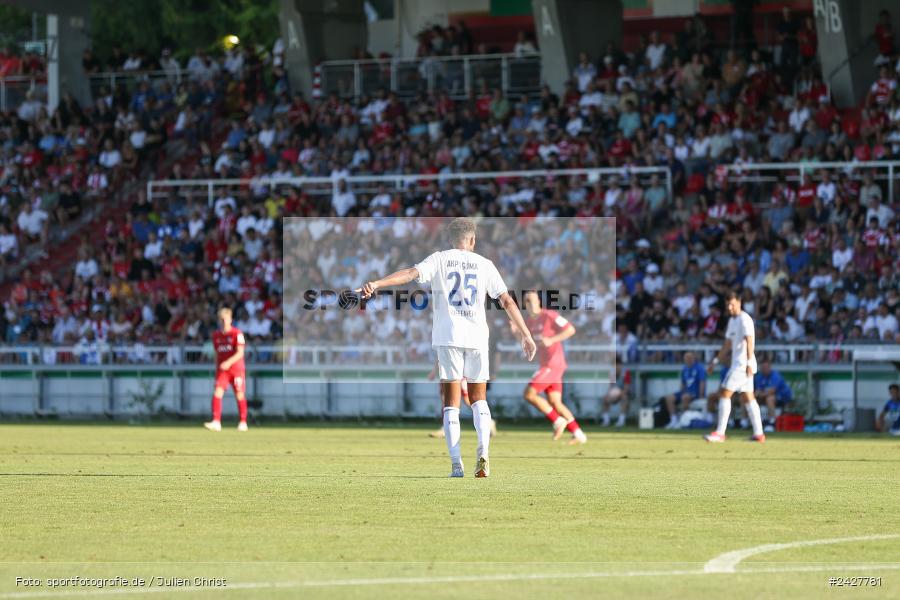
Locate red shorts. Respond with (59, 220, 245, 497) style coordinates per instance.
(529, 366, 564, 395)
(215, 369, 246, 394)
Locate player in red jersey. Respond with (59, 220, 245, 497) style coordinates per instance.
(204, 307, 249, 432)
(521, 290, 587, 444)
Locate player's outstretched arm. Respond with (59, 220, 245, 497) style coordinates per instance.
(543, 324, 576, 347)
(358, 267, 419, 299)
(499, 292, 536, 361)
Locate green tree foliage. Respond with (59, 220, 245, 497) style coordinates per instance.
(0, 5, 42, 48)
(90, 0, 279, 63)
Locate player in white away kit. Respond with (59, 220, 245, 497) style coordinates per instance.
(360, 218, 536, 477)
(704, 292, 766, 443)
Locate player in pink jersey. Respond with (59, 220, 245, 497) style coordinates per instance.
(521, 290, 587, 444)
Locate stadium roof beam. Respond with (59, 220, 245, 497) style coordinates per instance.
(531, 0, 623, 95)
(279, 0, 368, 99)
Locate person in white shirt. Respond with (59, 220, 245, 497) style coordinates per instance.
(874, 305, 899, 341)
(645, 31, 667, 70)
(143, 232, 163, 260)
(816, 171, 837, 205)
(690, 127, 711, 158)
(578, 81, 603, 114)
(704, 292, 765, 443)
(572, 53, 597, 93)
(98, 139, 121, 169)
(865, 197, 895, 228)
(788, 100, 811, 134)
(0, 223, 17, 258)
(75, 251, 99, 280)
(359, 218, 536, 478)
(643, 263, 664, 294)
(17, 203, 48, 242)
(160, 48, 181, 81)
(513, 31, 538, 57)
(671, 283, 696, 317)
(332, 179, 356, 216)
(235, 206, 258, 238)
(213, 193, 237, 219)
(832, 238, 853, 272)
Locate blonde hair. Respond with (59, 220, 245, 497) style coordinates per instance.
(218, 307, 233, 319)
(446, 217, 476, 246)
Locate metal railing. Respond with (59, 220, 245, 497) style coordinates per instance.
(319, 53, 541, 101)
(0, 342, 890, 367)
(0, 343, 892, 421)
(88, 69, 182, 98)
(720, 160, 900, 203)
(0, 75, 46, 113)
(1, 70, 182, 113)
(147, 166, 674, 208)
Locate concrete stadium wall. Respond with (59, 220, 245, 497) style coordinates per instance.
(0, 370, 893, 421)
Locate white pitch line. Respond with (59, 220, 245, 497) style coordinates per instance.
(2, 563, 900, 599)
(703, 534, 900, 573)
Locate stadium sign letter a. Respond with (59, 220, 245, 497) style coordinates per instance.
(288, 20, 301, 49)
(541, 5, 555, 36)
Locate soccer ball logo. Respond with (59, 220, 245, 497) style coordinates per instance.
(338, 289, 360, 310)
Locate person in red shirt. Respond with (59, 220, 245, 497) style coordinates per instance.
(521, 290, 587, 444)
(204, 307, 249, 432)
(796, 173, 817, 217)
(874, 10, 895, 59)
(867, 66, 897, 107)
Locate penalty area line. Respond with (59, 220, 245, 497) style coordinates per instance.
(703, 534, 900, 573)
(2, 563, 900, 598)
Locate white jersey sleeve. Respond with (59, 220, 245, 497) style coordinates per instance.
(414, 252, 441, 285)
(739, 312, 755, 340)
(484, 261, 508, 300)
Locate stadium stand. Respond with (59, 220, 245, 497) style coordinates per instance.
(1, 9, 899, 363)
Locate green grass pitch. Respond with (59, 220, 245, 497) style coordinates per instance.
(0, 423, 898, 599)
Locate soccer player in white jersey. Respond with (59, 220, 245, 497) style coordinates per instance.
(704, 291, 766, 443)
(359, 218, 536, 477)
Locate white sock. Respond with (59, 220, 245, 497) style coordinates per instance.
(716, 397, 731, 435)
(443, 407, 461, 463)
(747, 400, 764, 436)
(552, 416, 567, 429)
(471, 400, 491, 458)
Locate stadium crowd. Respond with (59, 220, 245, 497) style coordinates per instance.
(0, 8, 899, 364)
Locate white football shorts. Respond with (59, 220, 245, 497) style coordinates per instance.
(436, 345, 489, 383)
(722, 365, 754, 394)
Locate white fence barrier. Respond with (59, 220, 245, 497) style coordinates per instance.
(0, 343, 895, 423)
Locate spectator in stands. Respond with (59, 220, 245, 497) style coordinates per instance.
(513, 31, 538, 57)
(662, 351, 706, 429)
(876, 384, 900, 435)
(874, 10, 895, 66)
(17, 203, 49, 247)
(754, 358, 793, 432)
(645, 31, 668, 71)
(573, 52, 596, 93)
